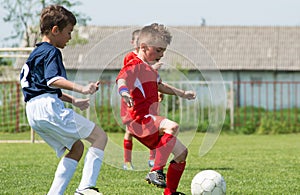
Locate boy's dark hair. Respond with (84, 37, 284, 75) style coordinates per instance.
(40, 5, 77, 35)
(131, 29, 140, 41)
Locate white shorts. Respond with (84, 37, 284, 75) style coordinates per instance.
(26, 93, 95, 157)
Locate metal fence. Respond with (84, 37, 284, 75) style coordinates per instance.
(0, 81, 22, 132)
(0, 81, 299, 135)
(233, 81, 300, 128)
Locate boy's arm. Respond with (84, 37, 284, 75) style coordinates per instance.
(117, 78, 133, 107)
(60, 92, 90, 111)
(59, 92, 75, 103)
(50, 78, 99, 95)
(158, 82, 196, 100)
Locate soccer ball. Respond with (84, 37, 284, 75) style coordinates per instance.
(191, 170, 226, 195)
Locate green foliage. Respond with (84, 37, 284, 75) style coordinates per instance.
(196, 120, 209, 132)
(220, 106, 300, 135)
(1, 0, 91, 47)
(2, 104, 300, 135)
(96, 107, 124, 133)
(0, 58, 13, 66)
(257, 115, 298, 134)
(1, 81, 299, 136)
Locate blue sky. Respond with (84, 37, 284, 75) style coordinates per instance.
(74, 0, 300, 26)
(1, 0, 300, 46)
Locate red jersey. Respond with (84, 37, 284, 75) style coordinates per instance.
(123, 51, 137, 66)
(116, 56, 161, 124)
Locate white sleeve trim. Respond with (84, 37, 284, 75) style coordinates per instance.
(47, 76, 66, 88)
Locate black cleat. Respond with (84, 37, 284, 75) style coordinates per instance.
(162, 191, 186, 195)
(145, 170, 166, 188)
(171, 192, 186, 195)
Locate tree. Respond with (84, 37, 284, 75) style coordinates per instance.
(1, 0, 90, 47)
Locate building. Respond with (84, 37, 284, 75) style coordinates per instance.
(15, 25, 300, 109)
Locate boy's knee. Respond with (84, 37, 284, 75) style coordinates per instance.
(88, 126, 107, 150)
(170, 123, 179, 135)
(73, 140, 84, 153)
(182, 148, 188, 160)
(164, 121, 179, 135)
(175, 148, 188, 163)
(67, 140, 84, 161)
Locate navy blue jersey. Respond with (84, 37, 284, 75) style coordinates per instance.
(20, 42, 67, 102)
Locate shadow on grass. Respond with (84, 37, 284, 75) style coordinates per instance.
(189, 167, 233, 171)
(204, 167, 233, 171)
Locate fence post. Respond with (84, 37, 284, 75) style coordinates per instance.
(15, 82, 20, 133)
(230, 81, 234, 130)
(31, 128, 35, 143)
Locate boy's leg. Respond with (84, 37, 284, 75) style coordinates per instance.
(77, 125, 107, 191)
(123, 129, 134, 170)
(152, 133, 176, 171)
(48, 140, 84, 195)
(124, 130, 133, 163)
(145, 119, 178, 188)
(148, 149, 156, 167)
(164, 140, 188, 195)
(152, 119, 179, 171)
(145, 133, 176, 188)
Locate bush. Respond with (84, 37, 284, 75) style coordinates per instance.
(1, 103, 300, 135)
(220, 107, 300, 135)
(256, 116, 297, 134)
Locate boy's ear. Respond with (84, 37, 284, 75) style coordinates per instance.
(51, 26, 59, 35)
(140, 43, 148, 51)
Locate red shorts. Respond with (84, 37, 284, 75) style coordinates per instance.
(127, 115, 165, 150)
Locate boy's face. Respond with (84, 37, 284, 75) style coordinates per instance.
(131, 34, 139, 48)
(142, 44, 167, 65)
(54, 24, 74, 49)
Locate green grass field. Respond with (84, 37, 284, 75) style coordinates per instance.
(1, 132, 300, 195)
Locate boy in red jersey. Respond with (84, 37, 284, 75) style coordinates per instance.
(123, 29, 140, 66)
(123, 29, 163, 170)
(117, 23, 196, 195)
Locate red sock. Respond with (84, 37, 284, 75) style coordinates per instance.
(152, 133, 176, 171)
(123, 139, 132, 162)
(164, 161, 186, 195)
(149, 149, 156, 160)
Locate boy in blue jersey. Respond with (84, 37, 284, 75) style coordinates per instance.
(20, 5, 107, 195)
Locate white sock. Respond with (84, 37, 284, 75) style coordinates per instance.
(78, 147, 104, 190)
(48, 157, 78, 195)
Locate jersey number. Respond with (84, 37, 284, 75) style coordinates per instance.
(20, 64, 29, 88)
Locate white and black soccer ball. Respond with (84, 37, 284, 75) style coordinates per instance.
(191, 170, 226, 195)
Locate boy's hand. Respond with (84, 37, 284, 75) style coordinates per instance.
(182, 90, 196, 100)
(81, 81, 100, 95)
(152, 62, 163, 70)
(73, 98, 90, 111)
(121, 92, 134, 107)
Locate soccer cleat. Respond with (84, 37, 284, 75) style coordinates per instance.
(74, 187, 103, 195)
(123, 162, 134, 170)
(162, 192, 186, 195)
(171, 192, 186, 195)
(148, 159, 154, 167)
(145, 170, 166, 188)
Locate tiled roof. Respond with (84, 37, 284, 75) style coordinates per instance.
(29, 26, 300, 71)
(179, 26, 300, 71)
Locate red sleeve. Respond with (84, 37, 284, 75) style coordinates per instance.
(117, 57, 142, 83)
(116, 61, 135, 84)
(123, 51, 137, 67)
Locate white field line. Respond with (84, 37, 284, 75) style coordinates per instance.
(0, 140, 45, 143)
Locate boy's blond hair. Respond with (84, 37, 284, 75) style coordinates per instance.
(138, 23, 172, 48)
